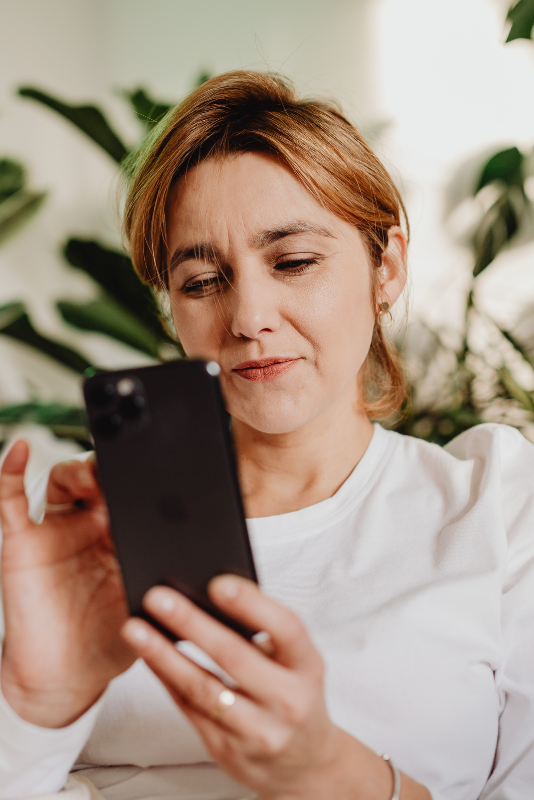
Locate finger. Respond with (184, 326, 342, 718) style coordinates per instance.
(161, 670, 293, 764)
(168, 691, 231, 750)
(121, 618, 269, 736)
(209, 575, 322, 672)
(251, 630, 275, 657)
(0, 440, 32, 537)
(47, 457, 100, 507)
(142, 586, 289, 702)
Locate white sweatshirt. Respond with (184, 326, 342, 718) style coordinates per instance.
(1, 423, 534, 800)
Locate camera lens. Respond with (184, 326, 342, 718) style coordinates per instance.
(90, 382, 117, 406)
(119, 393, 146, 420)
(97, 413, 123, 437)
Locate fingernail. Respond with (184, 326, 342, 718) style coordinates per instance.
(124, 620, 149, 644)
(252, 630, 271, 644)
(213, 576, 239, 598)
(146, 587, 176, 612)
(77, 469, 93, 488)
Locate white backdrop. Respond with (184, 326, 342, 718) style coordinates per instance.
(1, 0, 534, 476)
(374, 0, 534, 330)
(0, 0, 376, 477)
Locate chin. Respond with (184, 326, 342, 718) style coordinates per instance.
(230, 396, 319, 435)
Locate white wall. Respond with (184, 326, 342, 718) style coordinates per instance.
(3, 0, 534, 476)
(373, 0, 534, 331)
(0, 0, 375, 477)
(94, 0, 377, 121)
(0, 0, 377, 379)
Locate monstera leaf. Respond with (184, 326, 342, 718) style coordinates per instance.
(0, 401, 90, 444)
(472, 189, 526, 276)
(476, 147, 525, 191)
(472, 147, 528, 276)
(0, 158, 25, 203)
(0, 302, 93, 374)
(63, 239, 173, 343)
(18, 87, 128, 164)
(0, 158, 47, 247)
(445, 145, 529, 277)
(123, 74, 208, 129)
(506, 0, 534, 42)
(124, 88, 172, 129)
(57, 294, 162, 359)
(0, 190, 47, 247)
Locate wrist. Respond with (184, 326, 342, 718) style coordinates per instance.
(318, 729, 393, 800)
(261, 727, 393, 800)
(0, 656, 104, 729)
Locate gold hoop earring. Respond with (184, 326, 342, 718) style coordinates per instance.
(378, 301, 393, 328)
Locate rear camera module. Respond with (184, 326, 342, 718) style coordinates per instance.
(90, 382, 117, 406)
(97, 413, 123, 437)
(119, 393, 147, 420)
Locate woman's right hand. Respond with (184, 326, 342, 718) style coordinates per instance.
(0, 440, 136, 729)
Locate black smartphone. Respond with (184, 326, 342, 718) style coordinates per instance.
(83, 359, 257, 640)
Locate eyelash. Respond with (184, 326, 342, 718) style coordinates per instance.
(183, 276, 220, 295)
(275, 257, 319, 274)
(182, 258, 319, 296)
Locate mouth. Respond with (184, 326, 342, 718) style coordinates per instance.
(232, 357, 300, 382)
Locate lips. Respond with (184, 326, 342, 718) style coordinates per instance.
(232, 357, 300, 382)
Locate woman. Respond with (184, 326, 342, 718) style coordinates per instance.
(0, 71, 533, 800)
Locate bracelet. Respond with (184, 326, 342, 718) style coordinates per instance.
(382, 754, 401, 800)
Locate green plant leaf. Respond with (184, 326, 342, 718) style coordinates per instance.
(124, 88, 172, 129)
(0, 400, 86, 426)
(473, 191, 522, 276)
(63, 239, 172, 342)
(0, 190, 47, 247)
(0, 158, 26, 203)
(195, 70, 211, 87)
(0, 401, 90, 445)
(506, 0, 534, 42)
(476, 147, 524, 192)
(500, 328, 534, 368)
(18, 87, 129, 164)
(57, 295, 161, 358)
(0, 302, 93, 373)
(498, 365, 534, 413)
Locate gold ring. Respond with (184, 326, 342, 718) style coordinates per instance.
(211, 688, 236, 719)
(44, 500, 85, 514)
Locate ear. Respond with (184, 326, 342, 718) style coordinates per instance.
(378, 226, 407, 307)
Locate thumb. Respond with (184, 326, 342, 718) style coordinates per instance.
(0, 440, 32, 537)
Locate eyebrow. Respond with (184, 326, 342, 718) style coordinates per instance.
(168, 220, 335, 273)
(252, 221, 336, 248)
(169, 242, 218, 274)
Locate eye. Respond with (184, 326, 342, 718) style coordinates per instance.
(182, 272, 224, 296)
(275, 257, 320, 274)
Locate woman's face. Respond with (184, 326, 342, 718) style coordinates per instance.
(166, 152, 405, 434)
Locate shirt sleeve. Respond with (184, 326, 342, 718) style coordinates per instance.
(448, 423, 534, 797)
(0, 673, 104, 798)
(0, 454, 100, 798)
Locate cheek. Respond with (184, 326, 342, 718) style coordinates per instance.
(169, 298, 222, 359)
(295, 266, 375, 364)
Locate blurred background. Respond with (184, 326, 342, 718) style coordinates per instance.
(2, 0, 534, 481)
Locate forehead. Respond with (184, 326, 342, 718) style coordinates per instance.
(166, 152, 345, 245)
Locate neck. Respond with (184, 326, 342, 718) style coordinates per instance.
(232, 384, 374, 518)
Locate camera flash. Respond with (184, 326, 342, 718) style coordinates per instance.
(206, 361, 220, 376)
(117, 378, 135, 396)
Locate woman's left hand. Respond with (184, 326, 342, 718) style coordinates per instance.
(121, 575, 412, 800)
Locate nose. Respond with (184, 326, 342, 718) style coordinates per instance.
(227, 270, 281, 340)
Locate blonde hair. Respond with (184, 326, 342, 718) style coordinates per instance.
(123, 70, 408, 419)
